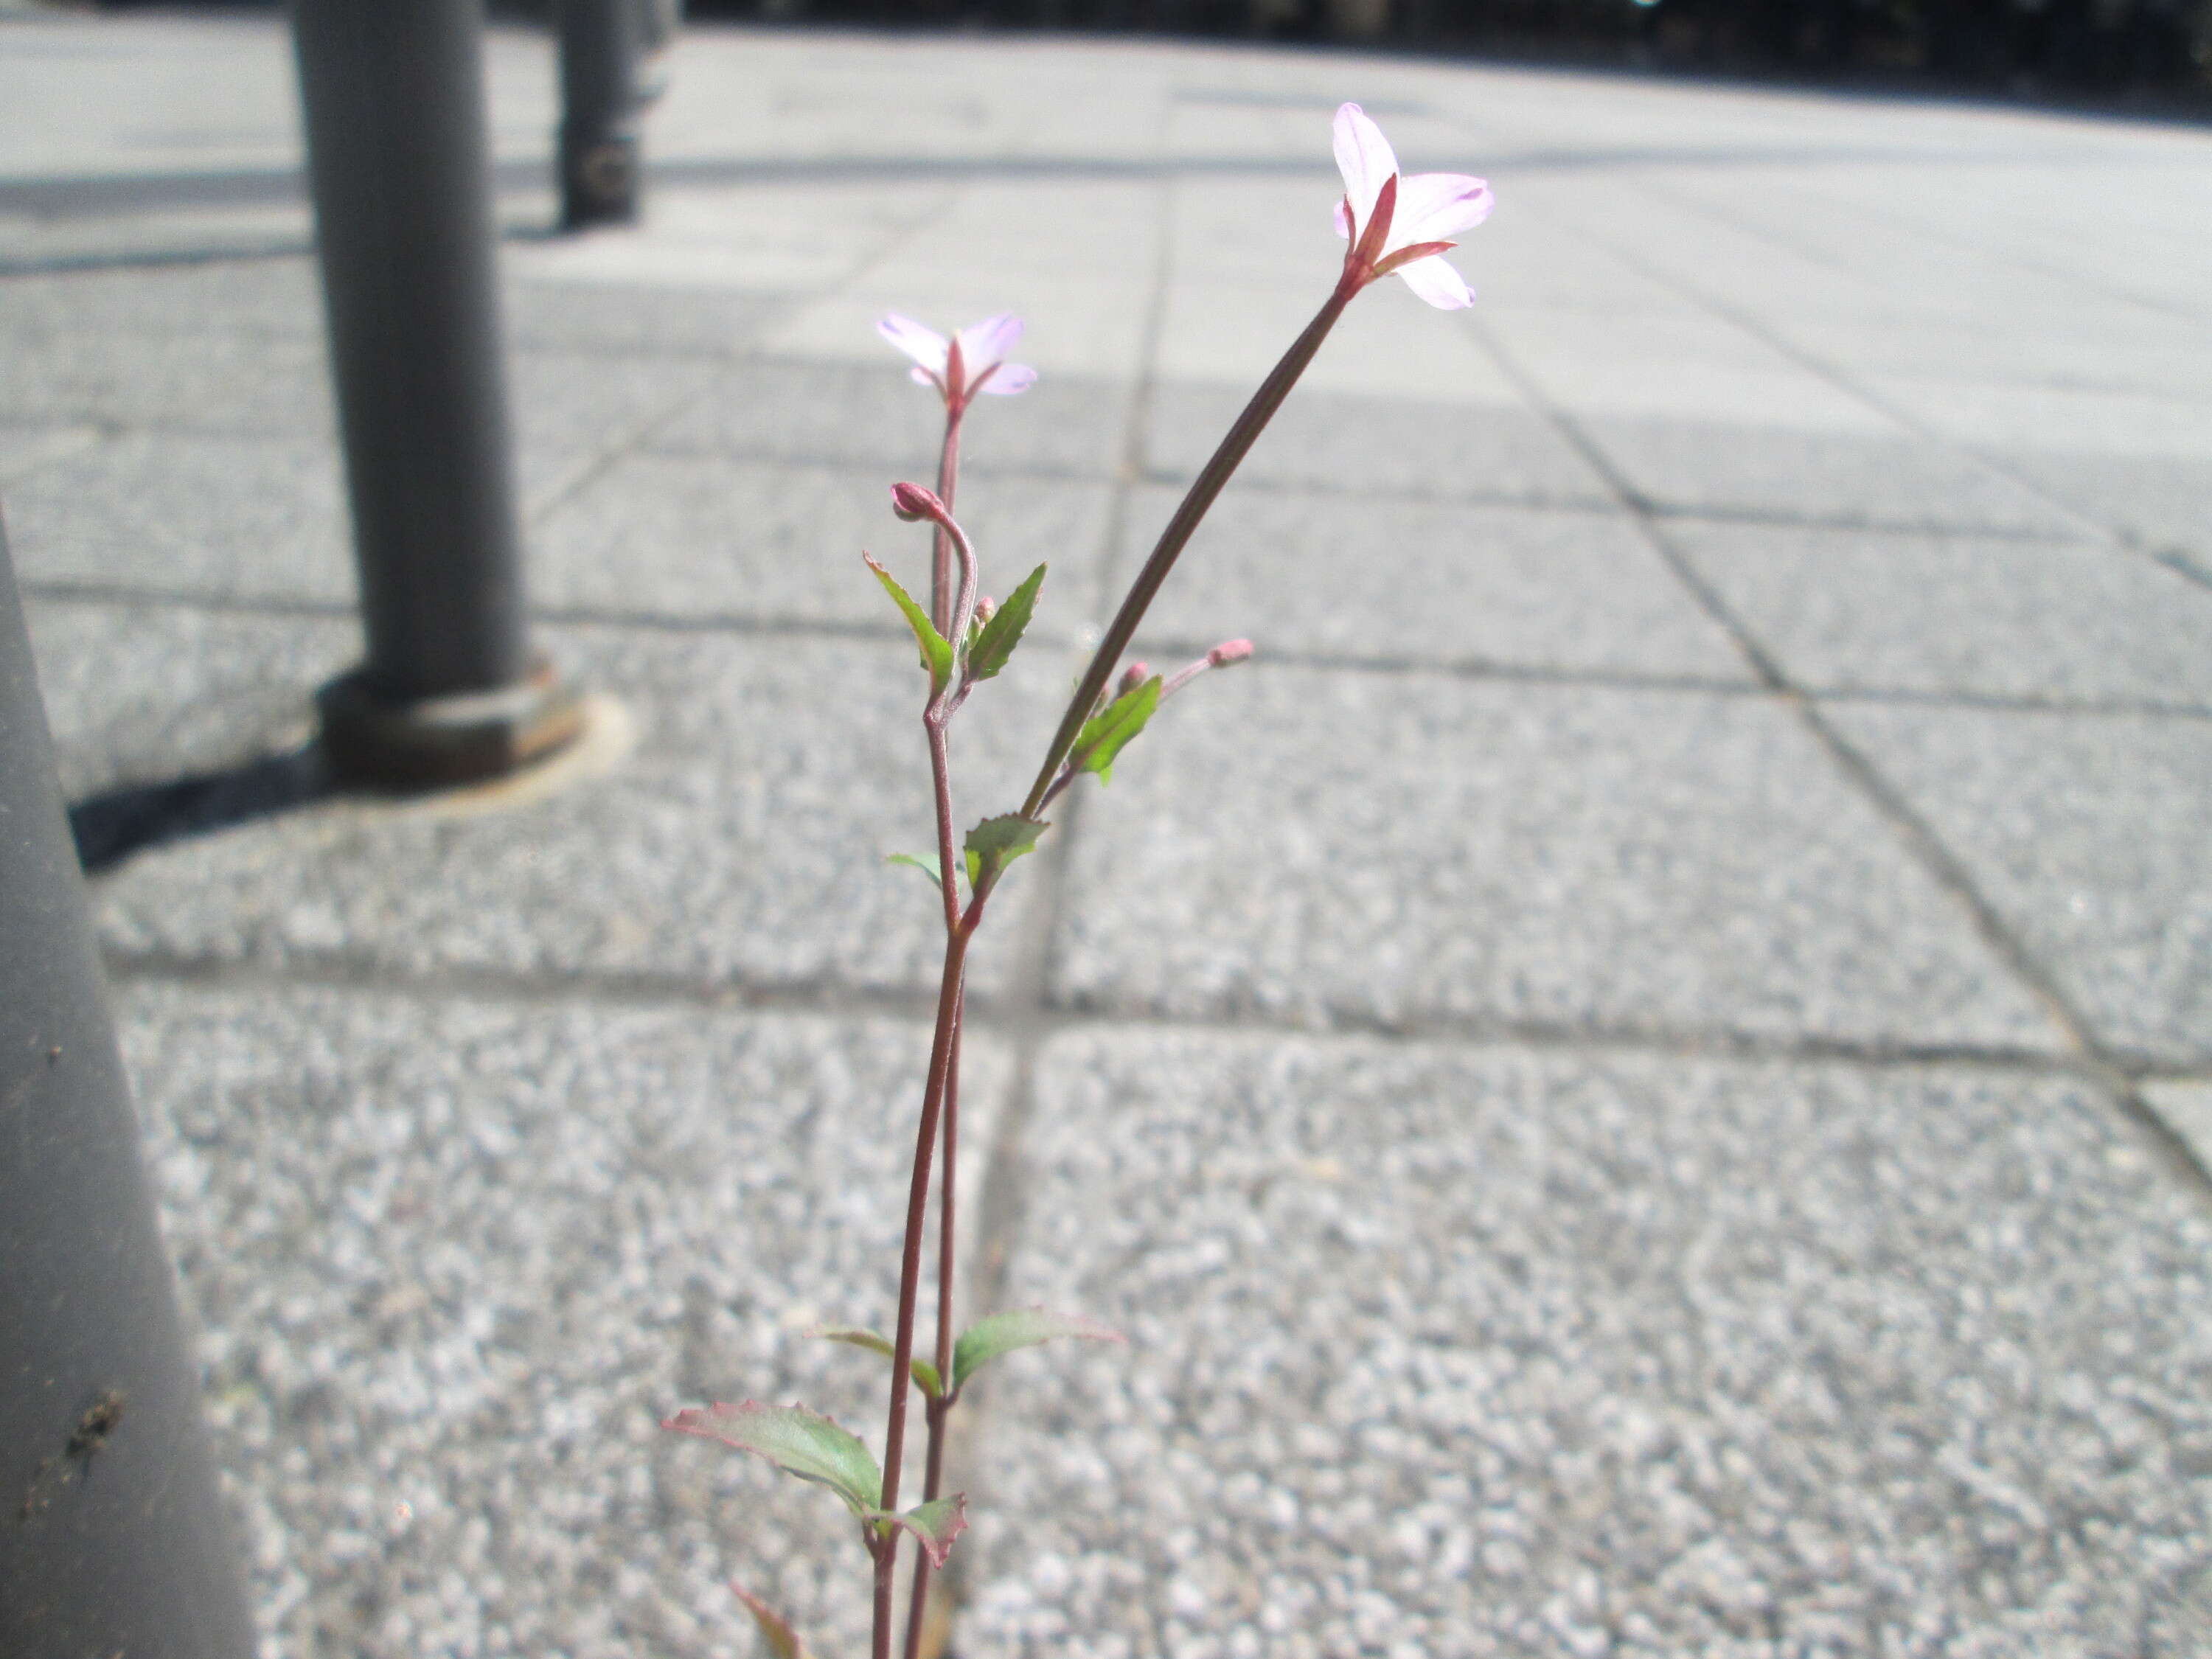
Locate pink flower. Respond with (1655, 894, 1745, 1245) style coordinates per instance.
(877, 313, 1037, 408)
(1330, 102, 1492, 310)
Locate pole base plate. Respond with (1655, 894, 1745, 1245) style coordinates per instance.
(316, 658, 585, 790)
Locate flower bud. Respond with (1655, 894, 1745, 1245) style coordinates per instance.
(890, 481, 945, 523)
(973, 595, 998, 625)
(1207, 639, 1253, 668)
(1116, 661, 1150, 697)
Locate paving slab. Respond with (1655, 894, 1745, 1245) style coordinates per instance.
(532, 453, 1116, 639)
(1672, 520, 2212, 707)
(1823, 702, 2212, 1068)
(2143, 1080, 2212, 1180)
(30, 595, 1071, 1002)
(1561, 414, 2081, 536)
(2005, 451, 2212, 566)
(4, 429, 353, 604)
(1049, 663, 2059, 1053)
(965, 1027, 2212, 1659)
(1144, 381, 1612, 508)
(119, 978, 1007, 1659)
(1113, 485, 1750, 682)
(653, 358, 1134, 481)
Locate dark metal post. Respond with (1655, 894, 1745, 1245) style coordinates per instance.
(559, 0, 678, 229)
(292, 0, 581, 787)
(0, 515, 257, 1659)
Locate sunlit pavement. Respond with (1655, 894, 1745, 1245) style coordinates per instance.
(4, 10, 2211, 1655)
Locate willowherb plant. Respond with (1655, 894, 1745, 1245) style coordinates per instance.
(663, 103, 1492, 1659)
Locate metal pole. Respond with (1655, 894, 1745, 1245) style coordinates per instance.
(0, 515, 257, 1659)
(292, 0, 581, 787)
(559, 0, 678, 230)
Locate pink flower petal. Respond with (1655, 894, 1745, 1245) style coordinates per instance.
(909, 365, 938, 389)
(1331, 103, 1396, 231)
(1332, 198, 1354, 240)
(978, 362, 1036, 396)
(1394, 251, 1475, 310)
(956, 313, 1023, 369)
(877, 313, 948, 375)
(1391, 172, 1493, 249)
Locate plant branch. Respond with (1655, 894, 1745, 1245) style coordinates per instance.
(1019, 279, 1357, 819)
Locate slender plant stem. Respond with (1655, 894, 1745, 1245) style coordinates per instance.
(1018, 276, 1357, 821)
(931, 406, 964, 633)
(900, 993, 961, 1659)
(876, 921, 971, 1659)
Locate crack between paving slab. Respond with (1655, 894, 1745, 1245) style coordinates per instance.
(922, 160, 1181, 1655)
(1467, 304, 2212, 1207)
(34, 577, 2204, 723)
(101, 944, 2150, 1082)
(1547, 176, 2212, 586)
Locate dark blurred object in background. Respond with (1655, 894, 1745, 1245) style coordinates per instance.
(87, 0, 2212, 112)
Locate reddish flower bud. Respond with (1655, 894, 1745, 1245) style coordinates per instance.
(890, 481, 945, 522)
(973, 595, 998, 624)
(1207, 639, 1254, 667)
(1117, 661, 1150, 696)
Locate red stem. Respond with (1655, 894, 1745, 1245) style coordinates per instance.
(901, 995, 961, 1659)
(931, 405, 964, 633)
(1019, 277, 1357, 820)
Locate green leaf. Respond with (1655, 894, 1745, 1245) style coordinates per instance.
(1072, 675, 1161, 785)
(864, 554, 953, 694)
(868, 1494, 970, 1569)
(962, 813, 1048, 888)
(809, 1326, 942, 1399)
(662, 1401, 882, 1516)
(965, 563, 1046, 684)
(886, 852, 945, 888)
(729, 1585, 815, 1659)
(952, 1307, 1126, 1394)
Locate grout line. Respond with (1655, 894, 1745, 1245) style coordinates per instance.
(1557, 176, 2211, 584)
(1466, 298, 2212, 1206)
(102, 942, 2170, 1085)
(32, 579, 2211, 723)
(931, 161, 1183, 1644)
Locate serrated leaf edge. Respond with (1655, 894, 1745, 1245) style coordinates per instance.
(867, 1492, 970, 1569)
(863, 553, 953, 692)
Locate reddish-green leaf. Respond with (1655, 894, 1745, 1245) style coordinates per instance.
(952, 1307, 1126, 1393)
(1073, 675, 1160, 785)
(729, 1583, 815, 1659)
(868, 1493, 970, 1568)
(962, 813, 1048, 888)
(863, 554, 953, 693)
(808, 1325, 943, 1399)
(661, 1401, 881, 1516)
(966, 563, 1046, 684)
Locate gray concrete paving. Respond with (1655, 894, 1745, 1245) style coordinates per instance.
(4, 10, 2211, 1658)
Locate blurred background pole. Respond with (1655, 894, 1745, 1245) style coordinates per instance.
(558, 0, 679, 229)
(291, 0, 580, 788)
(0, 517, 257, 1659)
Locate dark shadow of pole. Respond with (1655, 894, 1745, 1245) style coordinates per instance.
(69, 745, 334, 877)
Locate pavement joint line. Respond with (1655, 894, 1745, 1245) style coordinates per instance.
(35, 578, 2212, 722)
(925, 164, 1179, 1638)
(1460, 292, 2212, 1207)
(1503, 197, 2212, 1199)
(1703, 164, 2211, 330)
(98, 943, 2125, 1085)
(1568, 175, 2211, 581)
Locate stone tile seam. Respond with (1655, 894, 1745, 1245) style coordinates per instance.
(1582, 177, 2210, 585)
(99, 945, 2178, 1084)
(1517, 192, 2212, 1200)
(1465, 284, 2141, 1119)
(29, 578, 2211, 723)
(921, 173, 1178, 1632)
